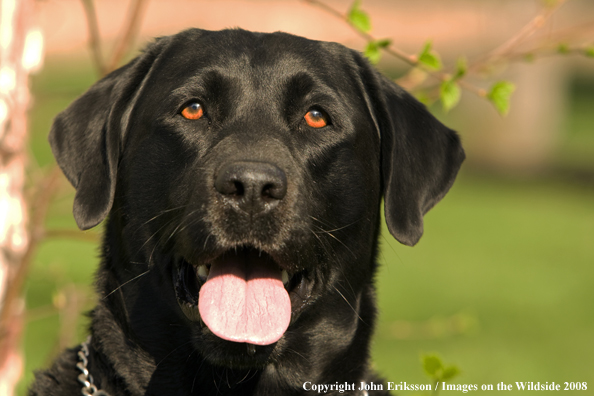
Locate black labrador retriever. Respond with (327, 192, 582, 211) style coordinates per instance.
(30, 28, 464, 396)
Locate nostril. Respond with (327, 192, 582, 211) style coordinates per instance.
(215, 161, 287, 214)
(214, 176, 240, 196)
(233, 180, 244, 197)
(262, 183, 274, 199)
(261, 179, 286, 201)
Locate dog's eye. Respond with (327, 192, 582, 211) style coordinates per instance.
(304, 109, 329, 128)
(181, 102, 204, 120)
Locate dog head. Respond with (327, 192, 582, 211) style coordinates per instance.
(49, 28, 464, 370)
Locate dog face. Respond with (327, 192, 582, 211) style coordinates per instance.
(49, 28, 463, 380)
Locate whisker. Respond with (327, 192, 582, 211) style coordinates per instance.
(309, 216, 362, 234)
(236, 369, 251, 384)
(212, 367, 221, 394)
(145, 210, 193, 264)
(162, 216, 189, 247)
(103, 269, 151, 299)
(309, 229, 336, 260)
(141, 206, 187, 227)
(171, 209, 206, 238)
(130, 205, 187, 239)
(283, 347, 310, 364)
(335, 267, 358, 304)
(136, 217, 181, 261)
(155, 340, 194, 368)
(191, 371, 198, 394)
(333, 286, 365, 323)
(311, 223, 357, 259)
(237, 369, 258, 384)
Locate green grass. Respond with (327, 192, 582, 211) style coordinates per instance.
(373, 175, 594, 393)
(18, 56, 594, 395)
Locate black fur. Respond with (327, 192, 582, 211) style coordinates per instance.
(30, 28, 464, 396)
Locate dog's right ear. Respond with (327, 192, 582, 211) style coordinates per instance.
(49, 41, 165, 230)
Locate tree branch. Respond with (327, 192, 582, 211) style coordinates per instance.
(107, 0, 150, 73)
(302, 0, 417, 66)
(481, 0, 569, 63)
(44, 229, 100, 243)
(301, 0, 580, 105)
(302, 0, 486, 98)
(80, 0, 106, 76)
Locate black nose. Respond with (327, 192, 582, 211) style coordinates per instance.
(215, 161, 287, 215)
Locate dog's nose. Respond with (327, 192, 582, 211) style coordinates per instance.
(215, 161, 287, 215)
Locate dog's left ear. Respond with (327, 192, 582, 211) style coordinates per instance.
(360, 64, 465, 246)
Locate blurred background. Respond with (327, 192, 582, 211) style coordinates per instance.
(1, 0, 593, 394)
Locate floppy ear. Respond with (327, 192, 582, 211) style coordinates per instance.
(49, 42, 164, 230)
(370, 72, 465, 246)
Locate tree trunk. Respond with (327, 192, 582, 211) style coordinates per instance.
(0, 0, 43, 394)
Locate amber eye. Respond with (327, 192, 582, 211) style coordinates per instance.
(181, 102, 204, 120)
(304, 109, 328, 128)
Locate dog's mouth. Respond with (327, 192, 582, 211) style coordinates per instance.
(174, 246, 312, 346)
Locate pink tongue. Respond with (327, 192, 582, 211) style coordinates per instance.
(198, 253, 291, 345)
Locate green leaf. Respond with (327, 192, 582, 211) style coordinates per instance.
(422, 355, 443, 377)
(414, 91, 432, 106)
(440, 79, 461, 112)
(585, 47, 594, 58)
(557, 43, 570, 54)
(364, 39, 392, 64)
(441, 365, 461, 381)
(418, 41, 442, 70)
(487, 81, 516, 116)
(523, 53, 536, 63)
(453, 57, 467, 79)
(364, 42, 381, 64)
(348, 0, 371, 33)
(375, 38, 392, 48)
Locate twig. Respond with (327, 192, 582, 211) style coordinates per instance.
(500, 18, 594, 62)
(458, 80, 488, 98)
(24, 304, 59, 323)
(302, 0, 416, 65)
(80, 0, 106, 76)
(302, 0, 582, 103)
(468, 0, 569, 72)
(107, 0, 150, 73)
(486, 0, 568, 60)
(506, 43, 594, 62)
(534, 19, 594, 43)
(0, 166, 62, 335)
(44, 229, 100, 243)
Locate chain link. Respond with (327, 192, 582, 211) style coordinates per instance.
(77, 336, 111, 396)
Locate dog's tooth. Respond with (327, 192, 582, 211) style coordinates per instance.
(197, 265, 209, 279)
(281, 269, 289, 285)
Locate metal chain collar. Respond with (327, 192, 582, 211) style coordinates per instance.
(77, 336, 111, 396)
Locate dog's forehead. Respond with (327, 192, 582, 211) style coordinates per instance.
(156, 29, 354, 91)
